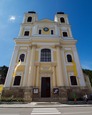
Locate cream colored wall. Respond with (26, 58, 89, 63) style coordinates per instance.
(6, 42, 85, 88)
(42, 30, 50, 35)
(53, 51, 57, 61)
(35, 51, 39, 61)
(5, 12, 86, 90)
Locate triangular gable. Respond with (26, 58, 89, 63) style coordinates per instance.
(39, 19, 55, 23)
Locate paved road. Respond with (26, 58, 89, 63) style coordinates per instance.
(0, 107, 92, 115)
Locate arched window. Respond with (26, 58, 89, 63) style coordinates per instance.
(27, 17, 32, 22)
(70, 76, 77, 85)
(24, 31, 29, 36)
(19, 54, 25, 62)
(40, 49, 51, 62)
(60, 17, 65, 23)
(63, 32, 68, 37)
(13, 76, 21, 86)
(67, 54, 72, 62)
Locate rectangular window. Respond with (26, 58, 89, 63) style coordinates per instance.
(70, 76, 77, 85)
(24, 31, 29, 36)
(51, 30, 53, 35)
(63, 32, 68, 37)
(39, 30, 41, 34)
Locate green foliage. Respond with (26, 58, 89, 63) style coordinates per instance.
(83, 69, 92, 86)
(68, 92, 78, 101)
(0, 97, 24, 102)
(0, 65, 8, 84)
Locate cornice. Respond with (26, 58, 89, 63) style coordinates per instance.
(14, 37, 77, 46)
(60, 39, 77, 45)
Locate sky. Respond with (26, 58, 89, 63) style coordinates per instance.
(0, 0, 92, 70)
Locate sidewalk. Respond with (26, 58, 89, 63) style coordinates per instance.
(0, 102, 92, 108)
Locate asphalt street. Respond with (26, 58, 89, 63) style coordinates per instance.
(0, 106, 92, 115)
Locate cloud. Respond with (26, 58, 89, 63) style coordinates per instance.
(9, 16, 16, 22)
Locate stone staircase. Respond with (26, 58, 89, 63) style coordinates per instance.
(32, 97, 59, 102)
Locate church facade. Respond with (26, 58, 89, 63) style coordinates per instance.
(2, 11, 91, 102)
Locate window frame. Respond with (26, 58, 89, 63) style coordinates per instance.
(39, 30, 42, 34)
(27, 16, 32, 22)
(70, 76, 77, 86)
(60, 17, 65, 23)
(51, 30, 54, 35)
(63, 32, 68, 37)
(40, 49, 52, 62)
(18, 54, 25, 62)
(67, 54, 72, 63)
(24, 31, 29, 36)
(13, 76, 21, 86)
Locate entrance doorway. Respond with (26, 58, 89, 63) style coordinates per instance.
(41, 77, 51, 97)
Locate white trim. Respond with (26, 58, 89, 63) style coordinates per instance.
(12, 71, 23, 87)
(68, 72, 78, 86)
(32, 43, 58, 46)
(61, 48, 69, 86)
(24, 26, 31, 30)
(16, 44, 29, 47)
(64, 48, 72, 50)
(4, 46, 20, 87)
(17, 51, 26, 63)
(72, 47, 86, 86)
(65, 52, 73, 63)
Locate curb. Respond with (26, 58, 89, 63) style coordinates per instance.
(0, 104, 92, 108)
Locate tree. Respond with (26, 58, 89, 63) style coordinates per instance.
(0, 65, 8, 84)
(83, 69, 92, 86)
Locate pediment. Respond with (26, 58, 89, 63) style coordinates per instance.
(39, 19, 55, 23)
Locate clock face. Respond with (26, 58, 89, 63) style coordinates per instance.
(43, 27, 49, 32)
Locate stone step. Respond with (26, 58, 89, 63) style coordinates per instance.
(32, 98, 59, 102)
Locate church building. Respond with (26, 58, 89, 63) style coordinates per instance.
(2, 11, 91, 102)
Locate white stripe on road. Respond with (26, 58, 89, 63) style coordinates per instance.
(31, 108, 61, 114)
(63, 111, 92, 114)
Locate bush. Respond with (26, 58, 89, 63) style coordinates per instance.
(0, 97, 24, 102)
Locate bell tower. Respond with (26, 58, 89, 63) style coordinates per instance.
(23, 11, 38, 23)
(18, 11, 38, 38)
(54, 12, 73, 38)
(54, 12, 69, 24)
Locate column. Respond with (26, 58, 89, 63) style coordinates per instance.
(36, 65, 40, 87)
(4, 46, 19, 87)
(27, 45, 36, 86)
(56, 45, 64, 86)
(23, 46, 31, 86)
(33, 66, 36, 87)
(61, 48, 69, 86)
(52, 66, 56, 87)
(73, 46, 86, 86)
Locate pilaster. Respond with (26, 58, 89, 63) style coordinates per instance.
(52, 66, 56, 87)
(4, 46, 19, 87)
(73, 46, 86, 86)
(27, 45, 36, 86)
(23, 46, 31, 86)
(61, 47, 69, 86)
(36, 65, 40, 87)
(56, 45, 64, 86)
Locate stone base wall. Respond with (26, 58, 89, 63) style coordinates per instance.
(1, 86, 92, 102)
(2, 87, 24, 98)
(66, 86, 91, 101)
(1, 87, 33, 102)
